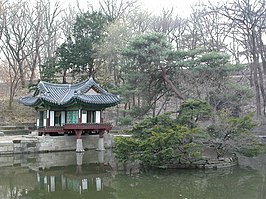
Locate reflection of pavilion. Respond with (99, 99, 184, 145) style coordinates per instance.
(36, 166, 107, 194)
(0, 150, 116, 198)
(30, 151, 115, 197)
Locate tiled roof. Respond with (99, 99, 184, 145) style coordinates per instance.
(19, 78, 120, 108)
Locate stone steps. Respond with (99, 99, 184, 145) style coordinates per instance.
(0, 124, 33, 135)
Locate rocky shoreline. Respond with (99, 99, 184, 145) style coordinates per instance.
(156, 157, 238, 170)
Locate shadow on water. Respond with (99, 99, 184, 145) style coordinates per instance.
(0, 150, 265, 199)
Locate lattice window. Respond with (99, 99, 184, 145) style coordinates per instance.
(66, 111, 79, 124)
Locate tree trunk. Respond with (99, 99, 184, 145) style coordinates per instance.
(63, 70, 67, 83)
(152, 100, 156, 117)
(123, 103, 127, 117)
(138, 95, 141, 108)
(18, 62, 26, 88)
(258, 29, 266, 75)
(8, 86, 14, 109)
(257, 35, 266, 115)
(251, 30, 262, 116)
(160, 65, 184, 100)
(254, 63, 262, 116)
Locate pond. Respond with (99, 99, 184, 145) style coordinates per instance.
(0, 150, 265, 199)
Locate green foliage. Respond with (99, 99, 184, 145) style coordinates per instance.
(115, 100, 264, 167)
(40, 11, 111, 82)
(207, 111, 264, 157)
(118, 115, 133, 126)
(175, 49, 245, 103)
(129, 113, 177, 139)
(238, 147, 263, 157)
(39, 57, 59, 83)
(209, 82, 254, 116)
(177, 99, 212, 128)
(122, 32, 172, 65)
(70, 11, 111, 76)
(192, 51, 233, 79)
(207, 111, 256, 139)
(115, 114, 204, 166)
(121, 32, 175, 116)
(127, 106, 151, 118)
(114, 137, 142, 163)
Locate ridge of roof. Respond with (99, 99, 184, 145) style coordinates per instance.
(37, 78, 107, 93)
(19, 78, 120, 108)
(60, 86, 72, 104)
(39, 79, 84, 88)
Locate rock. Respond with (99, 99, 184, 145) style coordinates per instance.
(0, 132, 4, 136)
(31, 130, 38, 136)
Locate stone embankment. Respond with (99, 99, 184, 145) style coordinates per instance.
(156, 157, 238, 170)
(0, 133, 116, 154)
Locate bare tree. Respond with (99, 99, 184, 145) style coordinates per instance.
(1, 0, 34, 89)
(28, 0, 62, 83)
(41, 0, 62, 61)
(190, 5, 230, 51)
(128, 9, 152, 33)
(150, 8, 189, 50)
(99, 0, 139, 20)
(0, 0, 62, 107)
(61, 4, 79, 39)
(217, 0, 266, 117)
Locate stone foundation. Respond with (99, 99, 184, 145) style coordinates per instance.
(0, 134, 115, 154)
(97, 137, 105, 151)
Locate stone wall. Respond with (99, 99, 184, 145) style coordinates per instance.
(0, 150, 114, 169)
(0, 133, 116, 155)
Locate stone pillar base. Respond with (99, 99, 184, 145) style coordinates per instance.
(97, 151, 105, 163)
(76, 152, 84, 165)
(76, 139, 84, 152)
(97, 137, 105, 151)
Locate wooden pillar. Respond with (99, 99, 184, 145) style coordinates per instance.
(96, 111, 101, 123)
(78, 109, 82, 123)
(46, 110, 50, 127)
(97, 130, 105, 151)
(43, 111, 47, 127)
(50, 111, 55, 126)
(75, 130, 84, 152)
(36, 111, 40, 127)
(61, 111, 65, 126)
(76, 130, 82, 139)
(81, 110, 87, 123)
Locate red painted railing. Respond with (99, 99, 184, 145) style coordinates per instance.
(38, 126, 64, 133)
(64, 123, 112, 131)
(37, 123, 112, 133)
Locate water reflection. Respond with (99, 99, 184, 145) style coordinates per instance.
(113, 168, 263, 199)
(0, 150, 115, 199)
(0, 151, 265, 199)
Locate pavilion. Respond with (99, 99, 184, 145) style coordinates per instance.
(19, 77, 120, 152)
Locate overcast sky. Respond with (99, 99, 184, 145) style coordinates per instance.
(140, 0, 224, 16)
(56, 0, 226, 17)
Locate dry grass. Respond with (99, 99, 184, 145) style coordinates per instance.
(0, 99, 35, 125)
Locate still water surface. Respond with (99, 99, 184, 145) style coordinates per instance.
(0, 150, 265, 199)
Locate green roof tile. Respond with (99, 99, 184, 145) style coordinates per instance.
(19, 78, 120, 108)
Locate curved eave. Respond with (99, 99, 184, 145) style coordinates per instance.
(75, 97, 120, 108)
(77, 95, 120, 104)
(19, 95, 120, 109)
(18, 97, 42, 107)
(64, 95, 120, 108)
